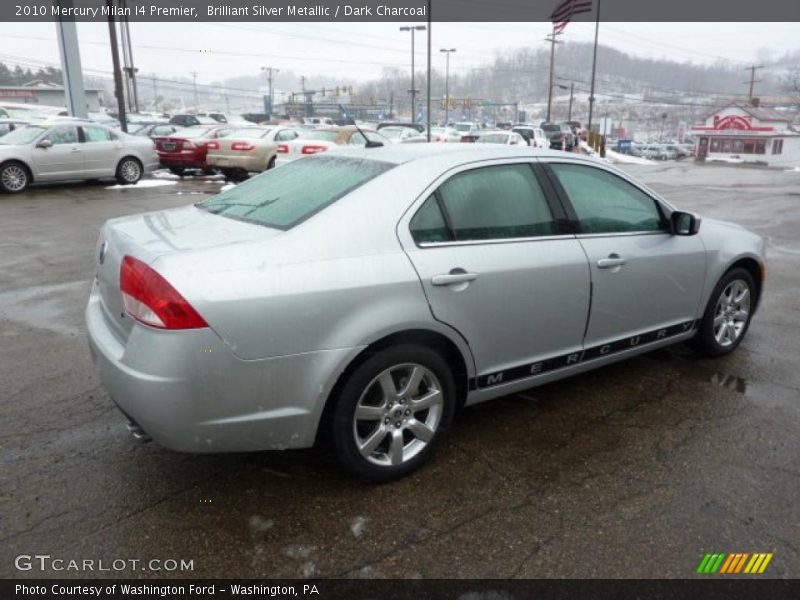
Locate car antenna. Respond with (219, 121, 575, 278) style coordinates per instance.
(338, 104, 382, 148)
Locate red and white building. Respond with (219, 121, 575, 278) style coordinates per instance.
(691, 103, 800, 168)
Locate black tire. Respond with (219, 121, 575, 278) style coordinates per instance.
(689, 267, 756, 357)
(169, 167, 186, 176)
(116, 157, 142, 185)
(267, 156, 276, 170)
(0, 161, 30, 193)
(330, 344, 456, 482)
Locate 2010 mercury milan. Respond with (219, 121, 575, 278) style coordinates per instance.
(86, 145, 766, 480)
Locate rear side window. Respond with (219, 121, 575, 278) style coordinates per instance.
(200, 156, 393, 230)
(410, 164, 557, 243)
(549, 163, 666, 234)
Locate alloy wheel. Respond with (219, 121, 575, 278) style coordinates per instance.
(353, 363, 444, 467)
(713, 279, 751, 347)
(1, 165, 27, 192)
(120, 160, 140, 183)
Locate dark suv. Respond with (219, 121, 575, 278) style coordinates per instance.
(168, 114, 219, 127)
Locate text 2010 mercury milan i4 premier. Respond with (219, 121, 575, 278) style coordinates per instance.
(86, 145, 766, 481)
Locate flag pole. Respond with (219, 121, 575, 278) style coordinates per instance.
(587, 0, 601, 131)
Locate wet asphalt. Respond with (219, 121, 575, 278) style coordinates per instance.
(0, 161, 798, 579)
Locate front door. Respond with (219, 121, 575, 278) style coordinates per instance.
(31, 126, 84, 180)
(546, 161, 706, 351)
(400, 161, 591, 388)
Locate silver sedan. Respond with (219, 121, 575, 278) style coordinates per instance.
(0, 122, 158, 193)
(86, 145, 766, 480)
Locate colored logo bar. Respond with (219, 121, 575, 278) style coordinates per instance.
(696, 552, 773, 574)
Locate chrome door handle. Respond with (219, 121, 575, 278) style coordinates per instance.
(597, 255, 627, 269)
(432, 271, 478, 286)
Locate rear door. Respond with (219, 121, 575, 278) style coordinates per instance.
(81, 125, 119, 176)
(30, 125, 84, 180)
(544, 161, 706, 351)
(400, 160, 591, 389)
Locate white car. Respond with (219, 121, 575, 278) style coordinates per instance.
(476, 131, 527, 146)
(379, 126, 427, 144)
(275, 126, 388, 166)
(430, 127, 462, 143)
(0, 123, 158, 193)
(512, 126, 549, 148)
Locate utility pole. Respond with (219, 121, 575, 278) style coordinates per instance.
(151, 76, 157, 112)
(400, 25, 426, 121)
(744, 65, 764, 101)
(440, 48, 456, 126)
(106, 1, 127, 131)
(190, 71, 199, 111)
(426, 6, 431, 141)
(587, 0, 602, 131)
(545, 27, 562, 122)
(261, 66, 279, 119)
(119, 0, 138, 113)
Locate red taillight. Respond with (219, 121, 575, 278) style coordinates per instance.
(276, 143, 289, 154)
(206, 140, 219, 150)
(231, 141, 255, 151)
(302, 145, 327, 155)
(120, 256, 207, 330)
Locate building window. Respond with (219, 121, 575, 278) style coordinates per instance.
(756, 140, 766, 154)
(710, 139, 721, 152)
(772, 139, 783, 155)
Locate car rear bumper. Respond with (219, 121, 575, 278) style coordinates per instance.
(207, 154, 267, 172)
(85, 281, 358, 453)
(157, 152, 206, 169)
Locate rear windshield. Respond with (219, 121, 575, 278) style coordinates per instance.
(541, 124, 560, 132)
(298, 129, 341, 141)
(199, 156, 393, 230)
(225, 128, 271, 139)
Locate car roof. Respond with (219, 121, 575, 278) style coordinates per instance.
(327, 143, 596, 167)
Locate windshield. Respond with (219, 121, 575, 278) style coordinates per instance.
(199, 156, 393, 230)
(0, 125, 44, 145)
(541, 124, 560, 132)
(454, 123, 472, 132)
(297, 129, 341, 141)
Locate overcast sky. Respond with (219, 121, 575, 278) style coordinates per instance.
(0, 21, 797, 86)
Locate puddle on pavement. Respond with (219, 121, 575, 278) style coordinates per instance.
(710, 372, 748, 394)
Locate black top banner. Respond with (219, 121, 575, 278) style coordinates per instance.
(5, 0, 800, 22)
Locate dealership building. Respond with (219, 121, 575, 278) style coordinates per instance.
(692, 103, 800, 167)
(0, 82, 104, 111)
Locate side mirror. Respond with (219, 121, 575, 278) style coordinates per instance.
(671, 210, 701, 236)
(36, 139, 53, 149)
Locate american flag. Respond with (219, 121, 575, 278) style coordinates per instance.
(550, 0, 593, 33)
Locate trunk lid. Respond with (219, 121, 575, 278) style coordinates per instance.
(94, 205, 278, 340)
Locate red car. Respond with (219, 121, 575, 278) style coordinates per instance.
(153, 124, 233, 175)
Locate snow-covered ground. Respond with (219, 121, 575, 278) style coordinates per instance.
(579, 142, 656, 165)
(105, 179, 177, 190)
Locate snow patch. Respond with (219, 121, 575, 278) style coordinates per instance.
(284, 545, 316, 559)
(105, 179, 177, 190)
(785, 166, 800, 172)
(248, 516, 274, 532)
(350, 516, 367, 538)
(220, 183, 236, 192)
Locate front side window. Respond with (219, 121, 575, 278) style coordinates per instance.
(410, 164, 557, 244)
(549, 163, 666, 234)
(43, 127, 79, 145)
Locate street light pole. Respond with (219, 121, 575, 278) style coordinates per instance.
(261, 66, 279, 119)
(400, 25, 426, 121)
(440, 48, 456, 126)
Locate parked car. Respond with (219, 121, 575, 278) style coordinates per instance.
(512, 126, 549, 148)
(665, 144, 693, 159)
(86, 145, 765, 480)
(169, 114, 219, 127)
(275, 126, 388, 166)
(453, 122, 480, 142)
(153, 124, 233, 175)
(641, 144, 676, 161)
(131, 123, 181, 139)
(0, 122, 157, 192)
(197, 112, 228, 123)
(0, 119, 30, 138)
(429, 126, 462, 143)
(377, 122, 425, 134)
(206, 126, 300, 180)
(540, 122, 576, 150)
(379, 126, 427, 144)
(475, 131, 526, 145)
